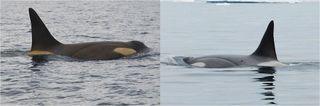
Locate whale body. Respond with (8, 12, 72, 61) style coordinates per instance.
(183, 21, 287, 68)
(27, 8, 148, 60)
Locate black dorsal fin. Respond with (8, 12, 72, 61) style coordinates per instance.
(29, 8, 62, 51)
(251, 20, 277, 60)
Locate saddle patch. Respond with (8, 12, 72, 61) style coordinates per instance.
(27, 50, 53, 56)
(257, 61, 288, 67)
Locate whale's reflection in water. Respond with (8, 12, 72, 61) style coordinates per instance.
(254, 67, 277, 105)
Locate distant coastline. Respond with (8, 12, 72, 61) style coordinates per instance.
(206, 0, 298, 3)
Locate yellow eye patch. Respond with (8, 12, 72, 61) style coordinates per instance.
(113, 48, 136, 56)
(27, 50, 53, 56)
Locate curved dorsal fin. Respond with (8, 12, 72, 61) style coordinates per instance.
(29, 8, 62, 51)
(251, 20, 277, 60)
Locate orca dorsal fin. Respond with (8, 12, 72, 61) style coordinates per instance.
(29, 8, 62, 51)
(251, 20, 278, 60)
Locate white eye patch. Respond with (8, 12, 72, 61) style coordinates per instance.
(113, 48, 137, 56)
(191, 62, 206, 67)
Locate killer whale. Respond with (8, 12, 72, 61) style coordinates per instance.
(183, 21, 287, 68)
(27, 8, 148, 60)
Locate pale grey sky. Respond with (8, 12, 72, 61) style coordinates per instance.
(161, 0, 319, 2)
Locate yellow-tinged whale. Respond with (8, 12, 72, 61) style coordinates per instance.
(27, 8, 148, 60)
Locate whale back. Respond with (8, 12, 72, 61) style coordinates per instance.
(251, 21, 277, 60)
(29, 8, 62, 51)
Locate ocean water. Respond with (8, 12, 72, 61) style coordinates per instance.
(1, 1, 159, 106)
(161, 2, 319, 105)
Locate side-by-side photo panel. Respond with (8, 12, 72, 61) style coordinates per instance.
(1, 1, 160, 105)
(0, 0, 319, 106)
(160, 1, 319, 105)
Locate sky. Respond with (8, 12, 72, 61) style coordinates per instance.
(161, 0, 319, 2)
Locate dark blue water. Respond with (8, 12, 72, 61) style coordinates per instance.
(1, 1, 159, 105)
(161, 2, 319, 105)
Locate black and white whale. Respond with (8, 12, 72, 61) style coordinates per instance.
(182, 21, 287, 68)
(27, 8, 148, 60)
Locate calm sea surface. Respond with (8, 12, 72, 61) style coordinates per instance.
(1, 1, 159, 105)
(161, 2, 319, 105)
